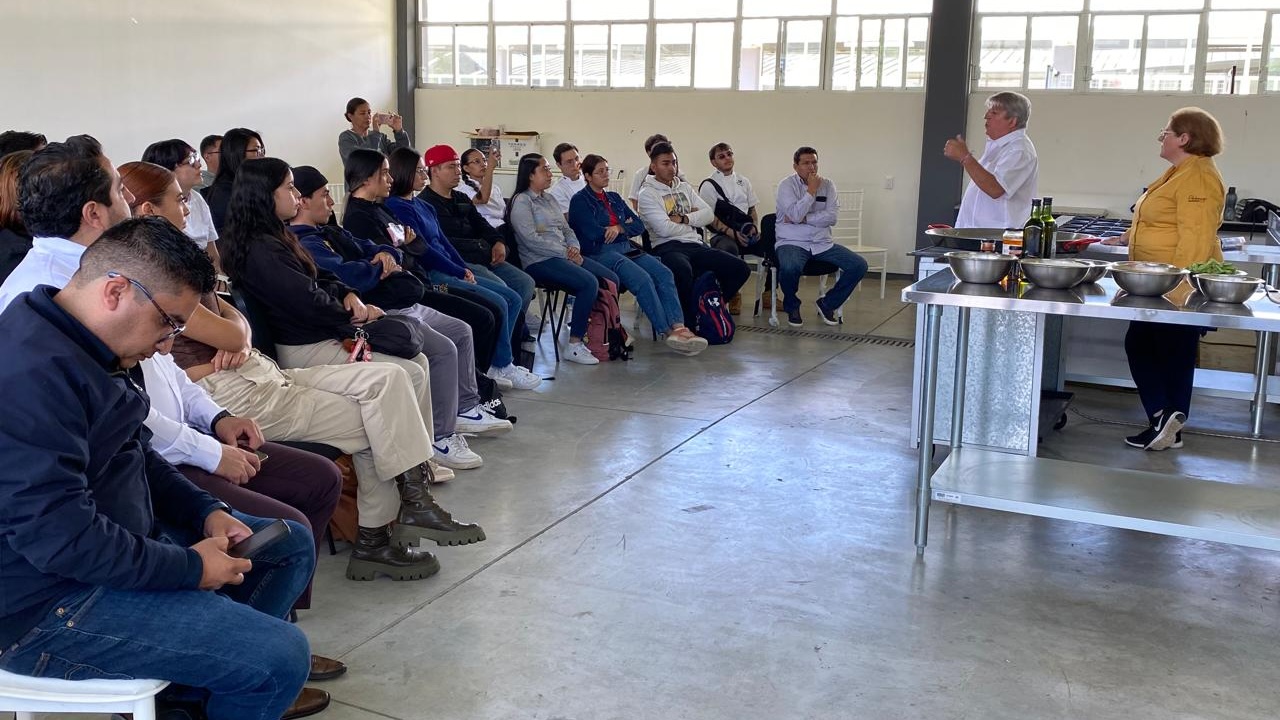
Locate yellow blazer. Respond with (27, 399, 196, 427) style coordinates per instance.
(1129, 155, 1224, 268)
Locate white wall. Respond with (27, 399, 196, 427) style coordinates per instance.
(0, 0, 397, 185)
(416, 88, 925, 273)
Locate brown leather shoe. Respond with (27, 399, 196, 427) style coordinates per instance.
(309, 654, 347, 681)
(282, 687, 330, 720)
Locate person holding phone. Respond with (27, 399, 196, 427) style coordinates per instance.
(338, 96, 410, 165)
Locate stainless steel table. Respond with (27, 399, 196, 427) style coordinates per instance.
(903, 269, 1280, 554)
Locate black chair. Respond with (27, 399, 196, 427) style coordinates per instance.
(751, 213, 840, 327)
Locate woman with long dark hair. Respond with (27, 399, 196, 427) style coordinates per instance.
(0, 150, 34, 282)
(142, 138, 221, 271)
(221, 157, 485, 580)
(204, 127, 264, 231)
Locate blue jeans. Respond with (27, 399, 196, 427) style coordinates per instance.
(524, 256, 617, 339)
(0, 512, 314, 720)
(590, 247, 684, 334)
(429, 270, 522, 368)
(775, 244, 868, 313)
(475, 262, 536, 317)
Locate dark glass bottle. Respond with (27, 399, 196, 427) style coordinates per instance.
(1041, 196, 1056, 257)
(1022, 199, 1044, 258)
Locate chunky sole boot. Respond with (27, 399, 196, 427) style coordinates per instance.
(345, 524, 441, 581)
(394, 466, 487, 547)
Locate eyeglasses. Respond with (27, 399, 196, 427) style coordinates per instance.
(203, 149, 220, 157)
(1158, 128, 1175, 140)
(246, 146, 266, 158)
(415, 167, 429, 176)
(181, 154, 201, 168)
(107, 271, 185, 340)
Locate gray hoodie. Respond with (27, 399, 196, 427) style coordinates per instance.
(509, 190, 579, 267)
(636, 175, 715, 248)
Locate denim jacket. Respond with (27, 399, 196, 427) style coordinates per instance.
(567, 187, 646, 256)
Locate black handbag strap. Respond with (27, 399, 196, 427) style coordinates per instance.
(699, 177, 729, 203)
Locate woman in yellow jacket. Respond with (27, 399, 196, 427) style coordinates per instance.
(1123, 107, 1226, 451)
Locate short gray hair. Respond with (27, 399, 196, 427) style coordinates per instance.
(987, 91, 1031, 129)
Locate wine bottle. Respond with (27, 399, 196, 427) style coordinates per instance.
(1023, 199, 1044, 258)
(1041, 196, 1056, 258)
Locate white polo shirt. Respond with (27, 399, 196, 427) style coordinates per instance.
(698, 170, 758, 215)
(956, 128, 1038, 229)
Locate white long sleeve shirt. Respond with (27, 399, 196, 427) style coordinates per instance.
(955, 128, 1039, 229)
(774, 174, 839, 253)
(548, 175, 586, 214)
(0, 235, 227, 473)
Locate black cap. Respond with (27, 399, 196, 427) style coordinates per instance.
(292, 166, 329, 198)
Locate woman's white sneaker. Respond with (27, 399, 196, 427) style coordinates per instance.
(564, 342, 600, 365)
(484, 366, 514, 390)
(456, 404, 513, 435)
(432, 433, 483, 469)
(491, 363, 542, 390)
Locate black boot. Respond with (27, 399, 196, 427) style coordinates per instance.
(394, 465, 487, 547)
(345, 524, 440, 581)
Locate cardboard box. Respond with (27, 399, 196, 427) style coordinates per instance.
(464, 131, 539, 170)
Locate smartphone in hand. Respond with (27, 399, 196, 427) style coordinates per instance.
(227, 519, 291, 560)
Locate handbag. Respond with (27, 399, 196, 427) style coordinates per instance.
(355, 314, 426, 359)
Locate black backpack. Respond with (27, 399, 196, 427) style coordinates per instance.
(692, 271, 735, 345)
(699, 178, 759, 246)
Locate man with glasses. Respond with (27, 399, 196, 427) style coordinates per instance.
(944, 90, 1039, 230)
(198, 134, 221, 189)
(0, 218, 318, 720)
(699, 142, 760, 315)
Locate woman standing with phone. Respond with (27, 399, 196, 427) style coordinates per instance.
(339, 97, 410, 164)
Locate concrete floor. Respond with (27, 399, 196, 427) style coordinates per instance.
(16, 275, 1280, 720)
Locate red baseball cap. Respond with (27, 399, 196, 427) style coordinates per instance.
(423, 144, 459, 167)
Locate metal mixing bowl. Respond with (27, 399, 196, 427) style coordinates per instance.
(1019, 258, 1090, 289)
(1074, 259, 1110, 284)
(1109, 261, 1188, 297)
(945, 251, 1015, 284)
(1191, 273, 1263, 303)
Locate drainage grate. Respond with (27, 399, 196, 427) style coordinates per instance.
(736, 324, 914, 347)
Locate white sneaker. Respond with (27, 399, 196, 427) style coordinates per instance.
(456, 404, 513, 435)
(484, 366, 514, 390)
(432, 433, 483, 469)
(564, 342, 600, 365)
(664, 333, 708, 356)
(426, 458, 455, 483)
(494, 363, 542, 390)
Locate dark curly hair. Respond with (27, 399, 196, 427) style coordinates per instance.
(18, 134, 115, 239)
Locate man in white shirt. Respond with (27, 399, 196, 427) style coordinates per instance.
(698, 142, 759, 257)
(548, 142, 586, 215)
(945, 91, 1039, 229)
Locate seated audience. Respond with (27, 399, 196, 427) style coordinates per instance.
(291, 164, 510, 466)
(636, 142, 750, 329)
(220, 157, 486, 568)
(508, 153, 619, 365)
(567, 153, 708, 356)
(203, 127, 264, 231)
(774, 146, 867, 327)
(627, 133, 671, 210)
(198, 133, 221, 189)
(339, 96, 410, 164)
(0, 219, 317, 720)
(0, 150, 33, 283)
(457, 146, 506, 229)
(0, 130, 46, 158)
(142, 138, 222, 272)
(548, 142, 585, 214)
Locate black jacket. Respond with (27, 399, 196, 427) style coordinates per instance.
(0, 226, 33, 285)
(0, 286, 220, 647)
(202, 176, 234, 232)
(416, 187, 503, 266)
(232, 234, 358, 346)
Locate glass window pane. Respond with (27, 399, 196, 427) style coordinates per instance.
(495, 25, 529, 86)
(833, 16, 858, 90)
(976, 0, 1081, 10)
(881, 17, 905, 86)
(1090, 0, 1203, 9)
(740, 19, 779, 90)
(839, 0, 932, 12)
(782, 19, 824, 87)
(694, 22, 735, 88)
(572, 0, 649, 21)
(743, 0, 832, 17)
(655, 0, 738, 18)
(573, 25, 609, 87)
(493, 0, 566, 22)
(1028, 16, 1077, 89)
(1089, 14, 1142, 90)
(456, 26, 489, 86)
(612, 23, 648, 88)
(1144, 14, 1198, 92)
(423, 0, 488, 22)
(421, 26, 454, 85)
(860, 18, 882, 87)
(656, 23, 694, 87)
(1213, 0, 1280, 7)
(531, 25, 566, 87)
(1204, 11, 1267, 94)
(906, 16, 929, 88)
(978, 16, 1027, 88)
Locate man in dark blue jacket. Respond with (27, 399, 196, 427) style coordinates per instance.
(0, 218, 314, 720)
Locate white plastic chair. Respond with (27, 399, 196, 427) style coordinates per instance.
(823, 189, 887, 300)
(0, 668, 169, 720)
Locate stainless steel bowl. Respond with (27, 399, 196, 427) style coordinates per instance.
(1019, 258, 1090, 289)
(1109, 261, 1188, 297)
(1074, 259, 1111, 284)
(945, 251, 1015, 284)
(1192, 273, 1263, 303)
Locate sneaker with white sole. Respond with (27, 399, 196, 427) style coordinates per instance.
(484, 366, 514, 390)
(815, 299, 840, 326)
(427, 458, 455, 483)
(456, 404, 513, 435)
(564, 342, 600, 365)
(1149, 408, 1186, 451)
(432, 433, 483, 469)
(492, 363, 542, 390)
(664, 333, 708, 356)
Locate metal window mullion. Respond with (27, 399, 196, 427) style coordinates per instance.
(1136, 15, 1149, 93)
(876, 18, 886, 86)
(822, 10, 836, 90)
(1260, 13, 1275, 94)
(731, 15, 742, 90)
(1021, 15, 1032, 89)
(1075, 11, 1089, 91)
(1193, 7, 1209, 94)
(689, 22, 698, 88)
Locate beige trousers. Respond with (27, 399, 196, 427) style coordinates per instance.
(198, 350, 431, 527)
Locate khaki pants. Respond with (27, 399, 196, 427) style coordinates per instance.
(199, 351, 430, 527)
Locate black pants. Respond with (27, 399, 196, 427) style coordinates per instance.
(652, 242, 751, 327)
(417, 288, 498, 372)
(1125, 321, 1203, 419)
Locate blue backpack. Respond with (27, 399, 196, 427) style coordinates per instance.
(692, 271, 735, 345)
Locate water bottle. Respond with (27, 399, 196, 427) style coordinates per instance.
(1224, 186, 1238, 221)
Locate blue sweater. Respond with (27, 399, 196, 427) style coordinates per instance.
(384, 196, 470, 278)
(0, 286, 221, 647)
(567, 187, 647, 256)
(292, 223, 402, 293)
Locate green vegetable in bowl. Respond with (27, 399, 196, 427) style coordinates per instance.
(1188, 259, 1238, 275)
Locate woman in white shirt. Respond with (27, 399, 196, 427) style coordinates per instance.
(457, 147, 506, 229)
(141, 138, 222, 274)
